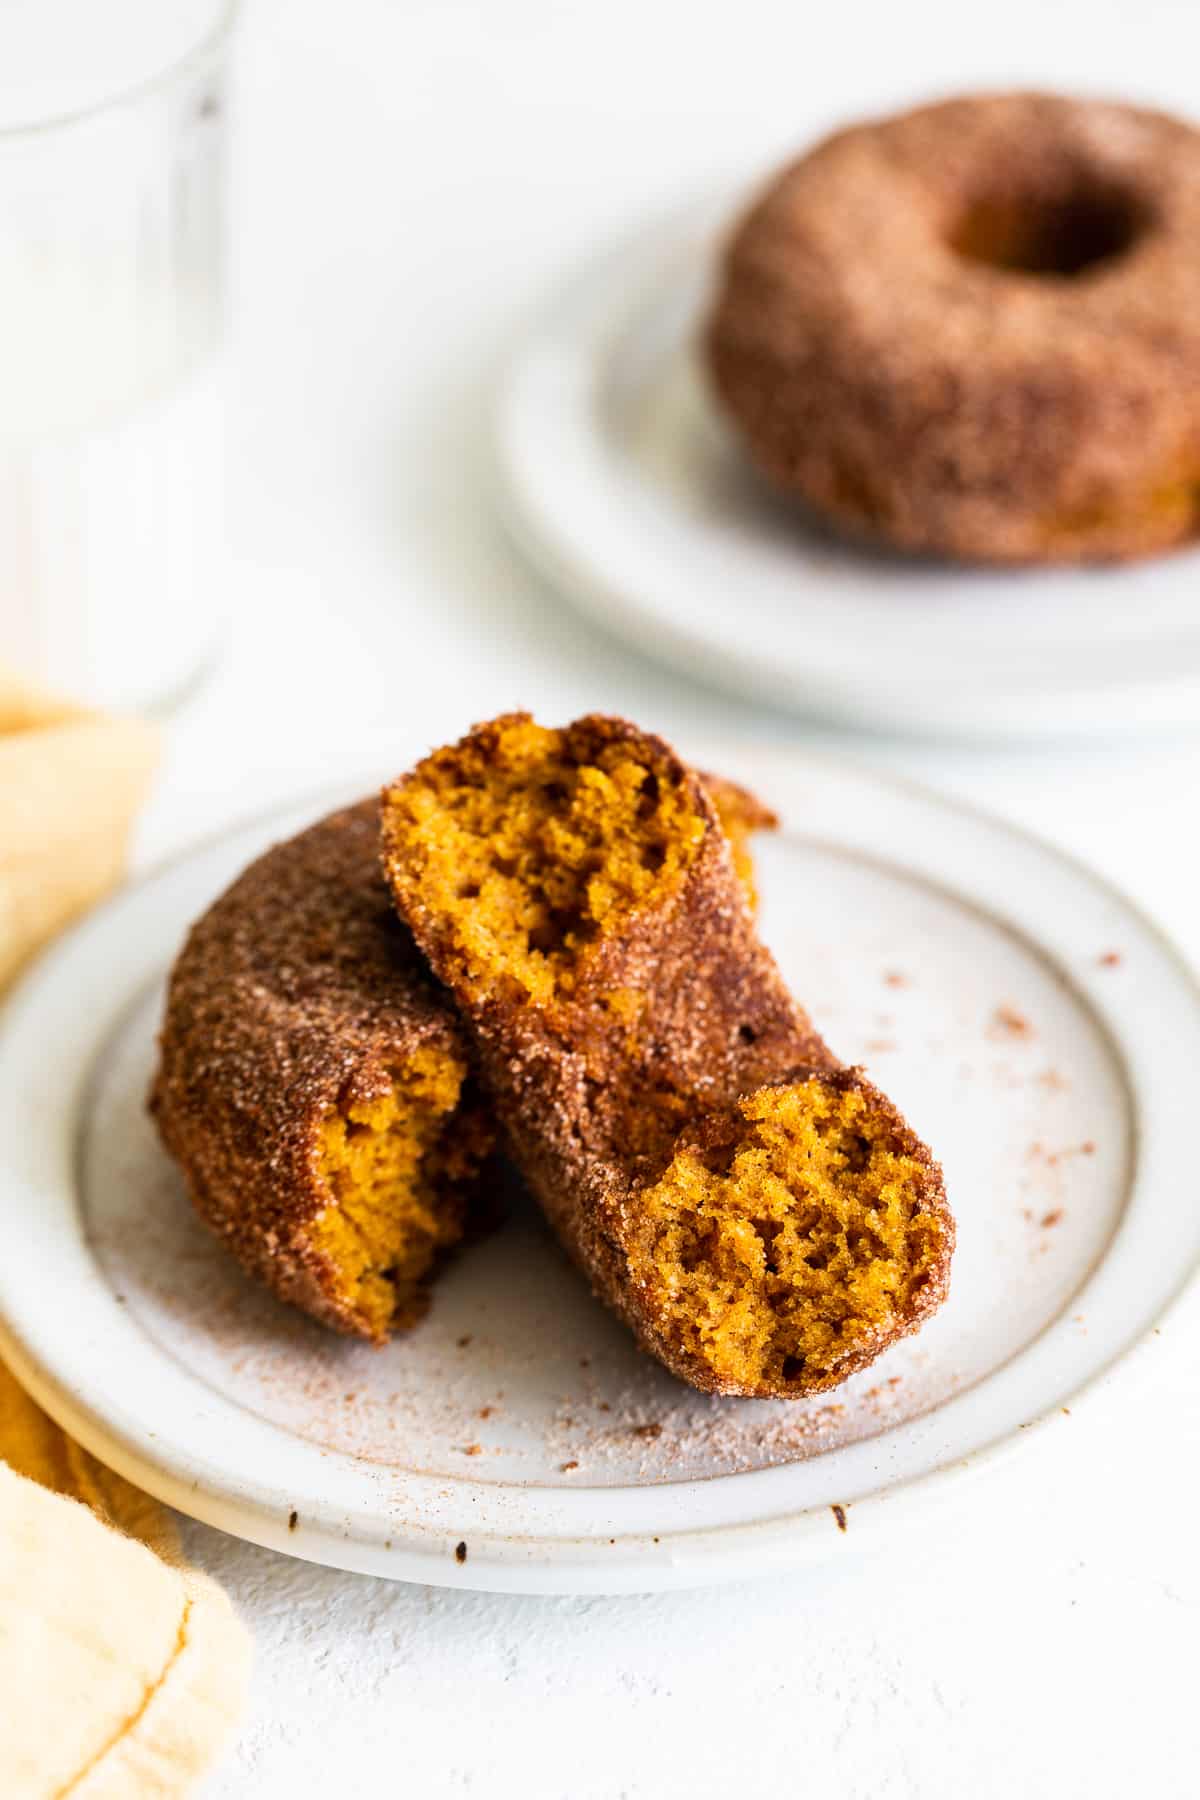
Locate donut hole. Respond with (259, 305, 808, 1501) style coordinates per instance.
(948, 180, 1148, 278)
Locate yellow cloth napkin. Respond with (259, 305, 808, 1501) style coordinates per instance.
(0, 674, 251, 1797)
(0, 670, 159, 988)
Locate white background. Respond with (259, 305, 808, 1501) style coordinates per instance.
(128, 1, 1200, 1792)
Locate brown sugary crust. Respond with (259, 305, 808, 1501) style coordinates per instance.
(149, 799, 491, 1338)
(707, 92, 1200, 564)
(699, 770, 777, 840)
(382, 714, 953, 1397)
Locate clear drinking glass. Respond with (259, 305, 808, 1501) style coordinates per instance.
(0, 0, 236, 713)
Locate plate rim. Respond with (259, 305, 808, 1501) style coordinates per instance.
(0, 755, 1197, 1594)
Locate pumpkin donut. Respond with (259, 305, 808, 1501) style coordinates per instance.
(707, 92, 1200, 564)
(382, 713, 953, 1398)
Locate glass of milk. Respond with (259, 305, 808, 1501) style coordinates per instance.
(0, 0, 236, 713)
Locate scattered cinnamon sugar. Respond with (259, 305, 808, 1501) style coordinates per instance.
(1029, 1140, 1096, 1168)
(865, 1039, 897, 1055)
(832, 1504, 847, 1532)
(89, 938, 1124, 1500)
(527, 1373, 915, 1483)
(883, 971, 909, 989)
(102, 1142, 941, 1486)
(96, 1135, 934, 1486)
(991, 1005, 1033, 1039)
(1041, 1210, 1064, 1229)
(1098, 951, 1123, 969)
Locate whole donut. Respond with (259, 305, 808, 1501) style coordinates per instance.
(706, 93, 1200, 564)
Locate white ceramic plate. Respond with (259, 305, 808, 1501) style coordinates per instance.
(0, 751, 1197, 1594)
(495, 202, 1200, 737)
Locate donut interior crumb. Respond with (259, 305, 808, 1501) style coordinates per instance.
(386, 715, 706, 1005)
(630, 1080, 946, 1392)
(311, 1043, 484, 1335)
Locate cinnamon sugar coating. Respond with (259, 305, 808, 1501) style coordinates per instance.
(707, 92, 1200, 564)
(150, 801, 493, 1341)
(150, 777, 773, 1343)
(382, 714, 953, 1398)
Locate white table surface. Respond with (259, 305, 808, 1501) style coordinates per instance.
(129, 1, 1200, 1791)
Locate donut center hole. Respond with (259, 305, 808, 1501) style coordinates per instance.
(949, 182, 1147, 277)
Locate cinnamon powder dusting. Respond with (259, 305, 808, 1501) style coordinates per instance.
(991, 1005, 1033, 1039)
